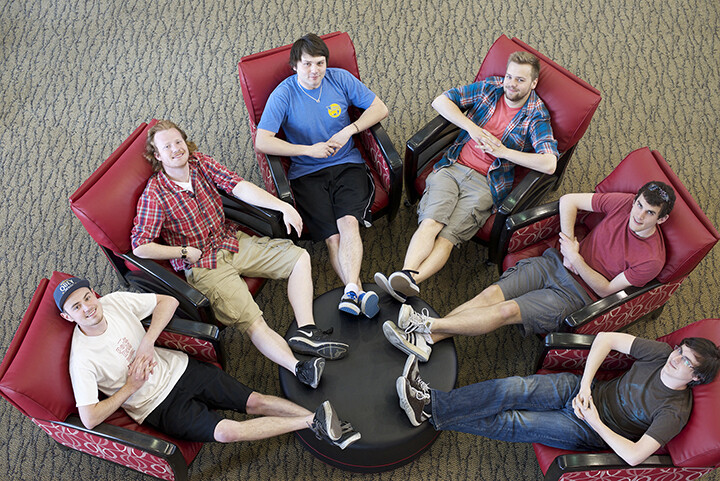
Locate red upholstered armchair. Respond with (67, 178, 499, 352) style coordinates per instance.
(404, 35, 601, 265)
(533, 318, 720, 481)
(500, 147, 719, 335)
(0, 271, 225, 481)
(238, 31, 403, 233)
(69, 120, 283, 327)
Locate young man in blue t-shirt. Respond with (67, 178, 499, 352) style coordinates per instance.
(255, 33, 389, 318)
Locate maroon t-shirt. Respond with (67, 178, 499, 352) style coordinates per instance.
(573, 193, 666, 298)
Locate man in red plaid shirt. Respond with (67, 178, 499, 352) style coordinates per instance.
(131, 120, 349, 389)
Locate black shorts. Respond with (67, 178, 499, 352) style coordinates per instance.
(143, 358, 254, 442)
(290, 162, 375, 241)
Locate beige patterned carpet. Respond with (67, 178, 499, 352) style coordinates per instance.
(1, 0, 719, 479)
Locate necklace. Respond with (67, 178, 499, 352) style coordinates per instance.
(297, 78, 322, 103)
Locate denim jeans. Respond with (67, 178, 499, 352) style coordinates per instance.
(429, 372, 608, 451)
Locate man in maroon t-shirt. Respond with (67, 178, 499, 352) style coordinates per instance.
(383, 181, 676, 362)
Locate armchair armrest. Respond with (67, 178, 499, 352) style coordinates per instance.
(265, 154, 294, 205)
(543, 453, 674, 481)
(120, 253, 213, 325)
(563, 281, 662, 329)
(490, 174, 559, 266)
(219, 190, 286, 238)
(141, 315, 225, 367)
(404, 115, 459, 204)
(366, 122, 403, 220)
(61, 414, 181, 456)
(536, 332, 636, 372)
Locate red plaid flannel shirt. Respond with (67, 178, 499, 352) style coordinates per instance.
(131, 153, 243, 271)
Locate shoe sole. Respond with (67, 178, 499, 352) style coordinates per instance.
(402, 354, 419, 381)
(360, 291, 380, 318)
(389, 272, 420, 298)
(319, 400, 342, 441)
(373, 272, 407, 303)
(382, 321, 430, 362)
(288, 338, 349, 360)
(334, 431, 362, 449)
(396, 377, 423, 427)
(338, 301, 361, 316)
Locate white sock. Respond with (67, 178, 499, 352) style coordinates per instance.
(344, 283, 359, 295)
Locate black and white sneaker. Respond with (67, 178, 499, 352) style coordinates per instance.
(288, 326, 349, 360)
(310, 400, 341, 442)
(402, 354, 421, 383)
(374, 272, 407, 303)
(396, 363, 431, 427)
(389, 270, 420, 299)
(309, 402, 362, 450)
(296, 357, 325, 389)
(382, 320, 432, 362)
(333, 421, 362, 450)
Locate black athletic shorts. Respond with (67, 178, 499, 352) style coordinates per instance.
(290, 162, 374, 241)
(143, 358, 254, 442)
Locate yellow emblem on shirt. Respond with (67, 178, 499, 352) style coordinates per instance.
(327, 103, 342, 118)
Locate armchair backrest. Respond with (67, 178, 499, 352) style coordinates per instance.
(658, 318, 720, 467)
(69, 120, 158, 255)
(0, 271, 76, 421)
(594, 147, 719, 283)
(476, 35, 601, 155)
(239, 31, 360, 128)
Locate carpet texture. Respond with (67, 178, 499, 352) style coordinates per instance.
(1, 0, 719, 479)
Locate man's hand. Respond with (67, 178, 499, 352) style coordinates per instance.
(572, 384, 593, 420)
(575, 394, 601, 426)
(327, 125, 356, 152)
(185, 246, 203, 264)
(125, 355, 155, 393)
(281, 205, 304, 236)
(468, 126, 506, 156)
(306, 140, 344, 158)
(134, 337, 156, 372)
(559, 232, 581, 274)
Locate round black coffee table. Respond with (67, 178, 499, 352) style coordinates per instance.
(280, 284, 457, 472)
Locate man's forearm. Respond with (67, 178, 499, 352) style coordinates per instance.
(254, 130, 310, 157)
(232, 180, 292, 211)
(579, 332, 614, 388)
(500, 151, 556, 174)
(431, 94, 477, 132)
(78, 384, 137, 429)
(352, 97, 388, 132)
(587, 421, 660, 466)
(143, 295, 179, 343)
(133, 242, 184, 260)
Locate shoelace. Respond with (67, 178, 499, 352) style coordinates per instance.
(404, 308, 432, 334)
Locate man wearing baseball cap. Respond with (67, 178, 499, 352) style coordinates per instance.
(55, 277, 360, 448)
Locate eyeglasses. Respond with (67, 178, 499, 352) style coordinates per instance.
(648, 183, 670, 202)
(674, 345, 696, 369)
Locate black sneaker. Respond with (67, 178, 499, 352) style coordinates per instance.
(310, 400, 341, 442)
(396, 366, 431, 427)
(296, 357, 325, 389)
(288, 326, 349, 360)
(333, 421, 362, 450)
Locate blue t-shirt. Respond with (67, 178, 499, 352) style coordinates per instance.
(258, 68, 376, 179)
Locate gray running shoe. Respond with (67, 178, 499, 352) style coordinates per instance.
(310, 400, 341, 442)
(382, 321, 432, 362)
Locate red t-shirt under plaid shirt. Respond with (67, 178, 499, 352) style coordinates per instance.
(131, 152, 244, 272)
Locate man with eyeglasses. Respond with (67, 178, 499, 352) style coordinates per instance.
(395, 331, 720, 466)
(383, 181, 677, 362)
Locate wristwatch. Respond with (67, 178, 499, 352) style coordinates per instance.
(180, 245, 188, 260)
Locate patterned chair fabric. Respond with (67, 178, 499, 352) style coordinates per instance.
(533, 318, 720, 481)
(501, 147, 719, 335)
(0, 271, 224, 481)
(69, 120, 277, 326)
(404, 34, 602, 265)
(238, 31, 403, 231)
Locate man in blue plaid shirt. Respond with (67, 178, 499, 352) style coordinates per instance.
(375, 51, 559, 302)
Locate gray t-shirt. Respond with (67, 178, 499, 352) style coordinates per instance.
(592, 338, 692, 446)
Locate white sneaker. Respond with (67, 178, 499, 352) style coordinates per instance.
(382, 320, 432, 362)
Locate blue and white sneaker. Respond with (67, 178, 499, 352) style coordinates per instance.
(359, 291, 379, 318)
(339, 291, 361, 316)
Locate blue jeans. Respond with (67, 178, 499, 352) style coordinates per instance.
(429, 373, 608, 451)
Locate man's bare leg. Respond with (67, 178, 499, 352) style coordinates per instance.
(246, 316, 299, 374)
(286, 251, 314, 328)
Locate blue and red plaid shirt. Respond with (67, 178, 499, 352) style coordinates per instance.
(434, 76, 559, 207)
(131, 153, 243, 271)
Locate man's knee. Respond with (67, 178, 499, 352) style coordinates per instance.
(292, 250, 311, 273)
(476, 284, 505, 304)
(213, 419, 236, 443)
(244, 391, 267, 415)
(336, 215, 360, 234)
(498, 301, 522, 324)
(325, 233, 340, 250)
(418, 217, 445, 235)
